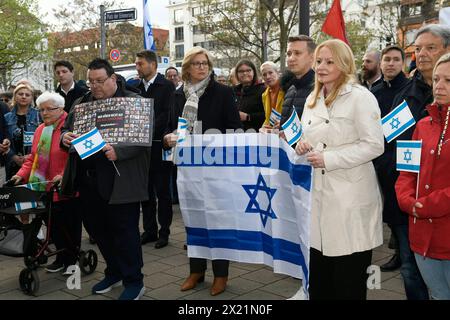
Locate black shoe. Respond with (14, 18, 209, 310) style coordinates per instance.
(154, 238, 168, 249)
(380, 254, 401, 272)
(141, 232, 158, 245)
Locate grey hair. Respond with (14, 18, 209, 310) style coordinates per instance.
(260, 61, 279, 73)
(415, 24, 450, 48)
(35, 91, 65, 109)
(364, 49, 381, 62)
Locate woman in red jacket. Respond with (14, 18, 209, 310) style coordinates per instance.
(11, 91, 81, 274)
(396, 53, 450, 300)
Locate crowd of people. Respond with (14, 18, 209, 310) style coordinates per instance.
(0, 22, 449, 300)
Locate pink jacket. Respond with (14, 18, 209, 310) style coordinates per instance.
(17, 113, 69, 202)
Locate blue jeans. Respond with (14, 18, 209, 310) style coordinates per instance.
(415, 253, 450, 300)
(392, 224, 429, 300)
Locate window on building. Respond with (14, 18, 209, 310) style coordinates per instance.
(192, 6, 201, 17)
(192, 25, 202, 35)
(175, 44, 185, 59)
(174, 9, 184, 24)
(175, 27, 184, 41)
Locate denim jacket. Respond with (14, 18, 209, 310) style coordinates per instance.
(4, 105, 41, 163)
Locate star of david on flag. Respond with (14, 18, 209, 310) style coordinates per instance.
(23, 131, 34, 147)
(72, 127, 106, 160)
(281, 107, 303, 146)
(143, 0, 156, 51)
(176, 133, 313, 290)
(382, 100, 416, 143)
(242, 173, 277, 227)
(396, 140, 422, 173)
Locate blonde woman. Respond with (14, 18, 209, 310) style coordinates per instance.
(295, 39, 384, 300)
(163, 47, 241, 296)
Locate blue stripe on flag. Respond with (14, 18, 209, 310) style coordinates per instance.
(397, 141, 422, 148)
(382, 100, 408, 124)
(177, 145, 312, 192)
(396, 163, 420, 172)
(287, 129, 303, 146)
(72, 128, 99, 145)
(79, 141, 106, 159)
(186, 227, 308, 280)
(385, 118, 415, 142)
(281, 110, 297, 130)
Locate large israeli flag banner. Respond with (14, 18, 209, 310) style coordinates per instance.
(175, 133, 312, 290)
(281, 108, 303, 146)
(72, 128, 106, 160)
(143, 0, 156, 51)
(382, 100, 416, 143)
(396, 140, 422, 173)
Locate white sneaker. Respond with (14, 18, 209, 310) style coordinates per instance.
(287, 286, 307, 300)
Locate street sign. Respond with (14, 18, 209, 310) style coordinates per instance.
(105, 8, 137, 23)
(110, 49, 121, 62)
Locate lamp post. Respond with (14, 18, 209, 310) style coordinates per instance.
(298, 0, 310, 36)
(100, 5, 106, 59)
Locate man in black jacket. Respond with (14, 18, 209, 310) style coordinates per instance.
(54, 60, 88, 113)
(280, 35, 316, 125)
(371, 45, 409, 273)
(135, 50, 175, 249)
(61, 58, 151, 300)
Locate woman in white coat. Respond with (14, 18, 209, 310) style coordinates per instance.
(295, 39, 384, 300)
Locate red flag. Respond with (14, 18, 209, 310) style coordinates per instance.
(321, 0, 349, 45)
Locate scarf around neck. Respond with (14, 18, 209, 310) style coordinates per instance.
(182, 72, 211, 134)
(28, 120, 59, 191)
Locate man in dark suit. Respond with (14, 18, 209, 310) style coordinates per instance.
(54, 60, 88, 113)
(135, 50, 175, 249)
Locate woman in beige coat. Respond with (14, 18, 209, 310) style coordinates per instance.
(295, 39, 384, 300)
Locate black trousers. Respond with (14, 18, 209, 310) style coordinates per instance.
(50, 198, 82, 266)
(190, 258, 229, 277)
(141, 162, 173, 239)
(80, 178, 143, 287)
(309, 248, 372, 300)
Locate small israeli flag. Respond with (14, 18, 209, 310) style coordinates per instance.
(177, 117, 188, 143)
(15, 183, 39, 212)
(23, 131, 34, 147)
(281, 108, 303, 146)
(396, 140, 422, 173)
(269, 109, 282, 126)
(162, 148, 174, 162)
(72, 128, 106, 160)
(382, 100, 416, 143)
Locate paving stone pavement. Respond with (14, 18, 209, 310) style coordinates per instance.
(0, 205, 406, 300)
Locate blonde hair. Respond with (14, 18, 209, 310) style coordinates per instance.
(308, 39, 357, 108)
(181, 47, 214, 82)
(12, 84, 33, 107)
(433, 52, 450, 77)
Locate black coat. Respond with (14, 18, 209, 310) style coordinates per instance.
(233, 83, 265, 131)
(280, 69, 315, 125)
(166, 76, 242, 136)
(56, 81, 89, 113)
(371, 72, 410, 225)
(376, 71, 432, 225)
(61, 85, 151, 204)
(136, 73, 175, 166)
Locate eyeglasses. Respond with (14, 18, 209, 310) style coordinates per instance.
(238, 69, 253, 74)
(191, 61, 209, 69)
(39, 107, 60, 114)
(86, 77, 110, 87)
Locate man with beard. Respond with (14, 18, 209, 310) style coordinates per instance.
(360, 50, 382, 90)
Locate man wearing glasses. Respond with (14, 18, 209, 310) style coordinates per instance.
(60, 58, 151, 300)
